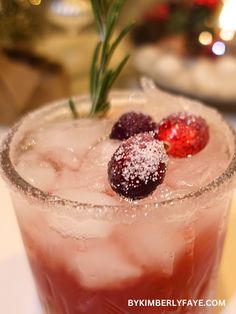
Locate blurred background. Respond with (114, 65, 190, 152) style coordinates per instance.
(1, 0, 236, 125)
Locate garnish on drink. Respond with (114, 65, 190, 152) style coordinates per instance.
(108, 132, 168, 200)
(71, 1, 211, 200)
(110, 111, 157, 140)
(156, 112, 209, 158)
(69, 0, 133, 118)
(89, 0, 134, 117)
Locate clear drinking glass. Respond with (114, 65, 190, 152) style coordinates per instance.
(0, 91, 236, 314)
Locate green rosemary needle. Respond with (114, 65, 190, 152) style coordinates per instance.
(89, 0, 134, 117)
(69, 99, 79, 119)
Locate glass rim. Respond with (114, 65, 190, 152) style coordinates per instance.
(1, 91, 236, 214)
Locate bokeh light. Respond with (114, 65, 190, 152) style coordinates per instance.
(219, 0, 236, 32)
(29, 0, 41, 5)
(220, 29, 235, 41)
(212, 41, 226, 56)
(199, 32, 213, 45)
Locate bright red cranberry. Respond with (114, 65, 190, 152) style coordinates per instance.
(110, 111, 157, 141)
(156, 112, 209, 158)
(108, 132, 168, 200)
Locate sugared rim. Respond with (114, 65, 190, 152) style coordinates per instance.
(1, 91, 236, 216)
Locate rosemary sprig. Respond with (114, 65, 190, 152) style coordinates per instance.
(69, 99, 79, 119)
(89, 0, 134, 117)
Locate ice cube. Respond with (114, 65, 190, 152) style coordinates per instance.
(48, 214, 113, 239)
(42, 148, 80, 171)
(52, 169, 80, 190)
(165, 157, 210, 190)
(165, 124, 230, 190)
(149, 183, 182, 202)
(27, 119, 110, 168)
(77, 139, 120, 192)
(72, 240, 142, 289)
(47, 189, 119, 239)
(115, 221, 184, 276)
(16, 151, 56, 191)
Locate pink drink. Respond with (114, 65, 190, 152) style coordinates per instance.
(1, 89, 236, 314)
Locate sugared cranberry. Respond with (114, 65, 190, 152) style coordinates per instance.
(110, 111, 157, 140)
(156, 112, 209, 158)
(108, 132, 168, 200)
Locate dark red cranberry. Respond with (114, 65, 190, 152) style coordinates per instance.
(156, 112, 209, 158)
(108, 132, 168, 200)
(110, 111, 157, 140)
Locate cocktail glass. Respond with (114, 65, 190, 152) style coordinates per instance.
(0, 90, 236, 314)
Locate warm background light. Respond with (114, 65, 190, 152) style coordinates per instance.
(220, 29, 235, 41)
(219, 0, 236, 32)
(199, 31, 213, 45)
(29, 0, 41, 5)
